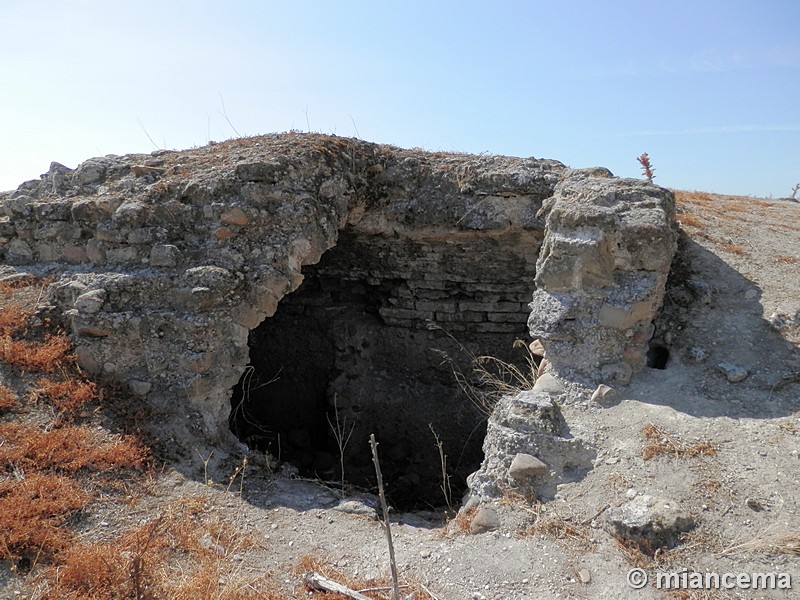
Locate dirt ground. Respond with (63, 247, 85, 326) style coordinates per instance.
(0, 190, 798, 599)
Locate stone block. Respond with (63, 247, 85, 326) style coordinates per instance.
(435, 311, 485, 323)
(590, 384, 617, 405)
(220, 207, 249, 226)
(150, 244, 182, 268)
(61, 245, 87, 263)
(508, 453, 549, 480)
(86, 239, 106, 265)
(75, 289, 107, 314)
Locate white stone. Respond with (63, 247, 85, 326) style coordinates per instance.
(75, 289, 107, 314)
(590, 384, 617, 405)
(533, 372, 563, 394)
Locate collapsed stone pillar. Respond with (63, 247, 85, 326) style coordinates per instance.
(465, 169, 678, 504)
(530, 169, 678, 385)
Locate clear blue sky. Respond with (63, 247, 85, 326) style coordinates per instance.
(2, 1, 798, 197)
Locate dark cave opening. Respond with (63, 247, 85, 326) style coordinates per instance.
(229, 228, 535, 511)
(228, 273, 501, 511)
(646, 344, 671, 369)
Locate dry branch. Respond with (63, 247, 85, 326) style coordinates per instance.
(369, 433, 400, 600)
(304, 572, 373, 600)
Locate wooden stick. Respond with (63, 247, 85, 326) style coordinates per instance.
(304, 572, 372, 600)
(421, 582, 443, 600)
(370, 433, 400, 600)
(581, 503, 610, 525)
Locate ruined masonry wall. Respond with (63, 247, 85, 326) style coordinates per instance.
(0, 134, 676, 453)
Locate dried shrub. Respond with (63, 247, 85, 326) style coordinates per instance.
(0, 334, 72, 373)
(614, 534, 657, 567)
(0, 383, 18, 411)
(39, 517, 172, 600)
(0, 473, 89, 562)
(0, 422, 149, 473)
(0, 303, 32, 336)
(38, 502, 282, 600)
(776, 255, 798, 264)
(0, 276, 37, 293)
(721, 242, 747, 256)
(31, 376, 98, 412)
(0, 302, 73, 373)
(449, 505, 478, 534)
(676, 212, 703, 228)
(637, 152, 655, 183)
(642, 423, 716, 460)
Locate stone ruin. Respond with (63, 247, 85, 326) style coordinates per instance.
(0, 133, 677, 508)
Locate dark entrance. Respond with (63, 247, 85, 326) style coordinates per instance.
(229, 271, 496, 511)
(229, 229, 535, 510)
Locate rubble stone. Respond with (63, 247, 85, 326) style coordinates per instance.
(469, 507, 500, 534)
(604, 495, 695, 550)
(508, 453, 549, 480)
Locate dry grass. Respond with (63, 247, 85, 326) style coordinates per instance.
(30, 375, 98, 412)
(674, 190, 770, 210)
(676, 212, 704, 228)
(432, 326, 538, 416)
(0, 422, 148, 473)
(674, 190, 713, 205)
(0, 383, 18, 411)
(776, 254, 798, 264)
(720, 531, 800, 557)
(642, 423, 717, 461)
(0, 474, 90, 563)
(36, 498, 285, 600)
(510, 496, 597, 553)
(524, 513, 595, 551)
(720, 242, 747, 256)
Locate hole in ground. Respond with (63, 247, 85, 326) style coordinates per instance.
(229, 238, 533, 511)
(646, 344, 670, 369)
(229, 274, 496, 511)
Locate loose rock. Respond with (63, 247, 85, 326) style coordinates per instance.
(470, 507, 500, 534)
(508, 453, 549, 480)
(590, 384, 617, 405)
(604, 495, 695, 550)
(717, 362, 749, 383)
